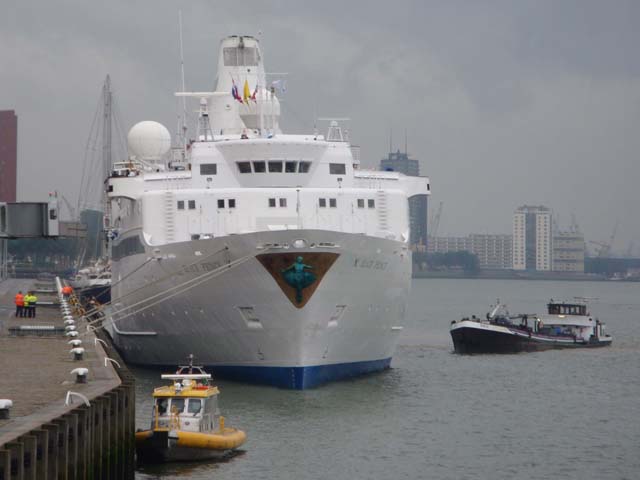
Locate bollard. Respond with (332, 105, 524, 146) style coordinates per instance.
(68, 339, 83, 347)
(71, 368, 89, 384)
(0, 399, 12, 419)
(64, 319, 75, 326)
(65, 325, 77, 332)
(66, 330, 79, 338)
(70, 347, 85, 360)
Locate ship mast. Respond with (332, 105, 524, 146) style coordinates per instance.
(102, 75, 113, 180)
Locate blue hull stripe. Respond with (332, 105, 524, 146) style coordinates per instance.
(208, 358, 392, 389)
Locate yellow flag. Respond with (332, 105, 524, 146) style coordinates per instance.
(243, 80, 250, 102)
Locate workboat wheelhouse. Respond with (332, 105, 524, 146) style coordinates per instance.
(450, 299, 612, 354)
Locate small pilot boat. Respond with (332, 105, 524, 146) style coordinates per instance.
(450, 299, 612, 354)
(135, 356, 246, 463)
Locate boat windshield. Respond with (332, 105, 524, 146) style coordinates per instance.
(187, 398, 202, 415)
(547, 303, 586, 316)
(171, 398, 185, 413)
(156, 398, 168, 415)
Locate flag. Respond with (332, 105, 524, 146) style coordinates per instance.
(243, 79, 251, 103)
(251, 84, 258, 102)
(231, 79, 243, 103)
(270, 79, 287, 94)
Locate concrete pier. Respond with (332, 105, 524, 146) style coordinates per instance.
(0, 278, 134, 480)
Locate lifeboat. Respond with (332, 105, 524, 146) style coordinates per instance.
(135, 356, 246, 463)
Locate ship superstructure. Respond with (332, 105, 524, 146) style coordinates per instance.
(104, 35, 430, 388)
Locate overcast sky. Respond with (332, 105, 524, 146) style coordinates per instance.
(2, 0, 639, 254)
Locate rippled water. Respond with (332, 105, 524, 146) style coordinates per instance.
(135, 279, 640, 480)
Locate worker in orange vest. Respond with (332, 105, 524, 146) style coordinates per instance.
(15, 291, 24, 318)
(62, 285, 73, 298)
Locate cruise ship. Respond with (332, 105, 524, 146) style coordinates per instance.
(104, 35, 430, 388)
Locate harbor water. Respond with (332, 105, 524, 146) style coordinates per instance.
(135, 279, 640, 480)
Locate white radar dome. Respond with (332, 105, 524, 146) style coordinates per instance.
(127, 121, 171, 161)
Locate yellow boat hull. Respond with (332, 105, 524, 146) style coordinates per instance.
(136, 428, 246, 462)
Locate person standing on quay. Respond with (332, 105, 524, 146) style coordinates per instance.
(24, 291, 37, 318)
(14, 291, 24, 317)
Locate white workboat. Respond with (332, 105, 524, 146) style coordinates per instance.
(450, 300, 612, 354)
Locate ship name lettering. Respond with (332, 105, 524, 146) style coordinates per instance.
(354, 258, 388, 270)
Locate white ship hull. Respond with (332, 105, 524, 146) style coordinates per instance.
(106, 230, 411, 388)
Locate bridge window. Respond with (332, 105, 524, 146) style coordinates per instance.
(188, 200, 196, 210)
(217, 199, 225, 209)
(329, 198, 337, 208)
(177, 201, 185, 210)
(285, 161, 297, 173)
(299, 161, 311, 173)
(200, 163, 217, 175)
(329, 163, 346, 175)
(368, 199, 375, 209)
(357, 199, 364, 208)
(253, 161, 266, 173)
(319, 198, 327, 208)
(268, 161, 283, 173)
(223, 46, 259, 67)
(229, 199, 236, 208)
(268, 198, 276, 208)
(237, 162, 251, 173)
(279, 198, 287, 207)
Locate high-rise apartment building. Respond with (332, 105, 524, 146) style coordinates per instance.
(513, 205, 552, 271)
(553, 231, 585, 272)
(380, 149, 428, 245)
(0, 110, 17, 202)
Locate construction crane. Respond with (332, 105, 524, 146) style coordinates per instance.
(589, 222, 618, 257)
(428, 201, 443, 239)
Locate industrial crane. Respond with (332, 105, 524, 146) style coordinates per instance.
(428, 201, 443, 239)
(588, 222, 618, 257)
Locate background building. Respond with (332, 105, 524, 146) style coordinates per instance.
(0, 110, 18, 202)
(428, 234, 513, 269)
(380, 149, 428, 246)
(513, 205, 552, 271)
(553, 230, 585, 272)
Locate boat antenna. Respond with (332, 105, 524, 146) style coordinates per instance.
(178, 10, 188, 155)
(188, 353, 194, 374)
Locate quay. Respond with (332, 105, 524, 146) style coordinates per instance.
(0, 278, 135, 480)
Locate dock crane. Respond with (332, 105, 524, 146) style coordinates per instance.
(589, 222, 618, 257)
(428, 201, 443, 239)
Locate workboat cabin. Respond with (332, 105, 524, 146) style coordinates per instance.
(151, 367, 219, 433)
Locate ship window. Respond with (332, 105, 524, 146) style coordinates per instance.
(253, 161, 266, 173)
(279, 198, 287, 207)
(156, 398, 168, 415)
(187, 399, 202, 415)
(229, 199, 236, 208)
(268, 161, 283, 172)
(199, 163, 217, 175)
(268, 198, 276, 207)
(188, 200, 196, 210)
(237, 162, 251, 173)
(285, 161, 297, 173)
(218, 199, 225, 209)
(299, 161, 311, 173)
(329, 198, 337, 208)
(329, 163, 346, 175)
(170, 398, 185, 413)
(357, 199, 364, 208)
(223, 46, 259, 67)
(368, 199, 375, 209)
(319, 198, 326, 208)
(177, 201, 185, 210)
